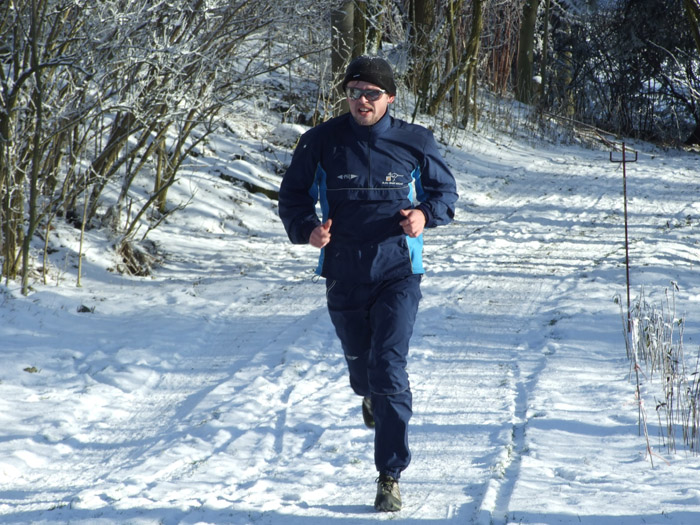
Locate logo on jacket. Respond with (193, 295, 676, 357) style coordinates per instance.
(338, 174, 358, 181)
(383, 172, 405, 186)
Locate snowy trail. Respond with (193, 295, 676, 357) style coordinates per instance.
(435, 152, 595, 523)
(3, 129, 700, 524)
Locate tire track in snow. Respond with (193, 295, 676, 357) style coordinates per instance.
(473, 238, 595, 525)
(411, 148, 626, 524)
(398, 209, 558, 521)
(474, 173, 620, 525)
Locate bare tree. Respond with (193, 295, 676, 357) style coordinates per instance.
(332, 1, 355, 116)
(427, 0, 485, 129)
(483, 0, 520, 96)
(516, 0, 541, 104)
(21, 0, 44, 295)
(682, 0, 700, 144)
(1, 1, 89, 282)
(1, 0, 325, 286)
(409, 0, 438, 111)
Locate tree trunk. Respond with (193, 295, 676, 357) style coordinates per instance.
(409, 0, 436, 107)
(539, 0, 551, 105)
(462, 0, 484, 128)
(354, 0, 367, 58)
(21, 0, 43, 295)
(366, 0, 386, 55)
(331, 1, 354, 116)
(516, 0, 541, 104)
(0, 112, 12, 281)
(684, 0, 700, 55)
(427, 0, 483, 124)
(683, 0, 700, 144)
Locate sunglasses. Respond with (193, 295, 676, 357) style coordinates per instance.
(346, 87, 387, 101)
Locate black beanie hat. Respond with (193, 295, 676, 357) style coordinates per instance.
(342, 56, 397, 95)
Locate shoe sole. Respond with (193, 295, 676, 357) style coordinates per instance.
(374, 500, 401, 512)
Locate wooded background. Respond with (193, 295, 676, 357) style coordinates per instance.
(2, 0, 699, 293)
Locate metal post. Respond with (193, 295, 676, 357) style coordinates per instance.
(610, 142, 638, 332)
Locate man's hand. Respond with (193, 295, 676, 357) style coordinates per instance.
(399, 209, 426, 238)
(309, 219, 332, 248)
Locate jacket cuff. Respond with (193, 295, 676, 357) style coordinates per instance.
(417, 203, 433, 228)
(302, 220, 321, 244)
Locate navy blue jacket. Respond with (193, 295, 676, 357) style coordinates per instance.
(279, 110, 458, 283)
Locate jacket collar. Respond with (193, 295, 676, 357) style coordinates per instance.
(348, 108, 392, 139)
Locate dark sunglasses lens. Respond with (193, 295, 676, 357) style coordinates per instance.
(347, 88, 383, 101)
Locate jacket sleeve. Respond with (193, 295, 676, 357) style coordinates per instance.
(415, 130, 458, 228)
(278, 130, 323, 244)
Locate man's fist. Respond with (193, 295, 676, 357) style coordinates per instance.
(309, 219, 332, 248)
(399, 209, 426, 238)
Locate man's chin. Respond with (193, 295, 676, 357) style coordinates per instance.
(353, 112, 376, 126)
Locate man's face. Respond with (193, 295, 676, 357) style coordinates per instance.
(346, 80, 395, 126)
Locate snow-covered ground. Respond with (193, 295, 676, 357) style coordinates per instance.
(2, 106, 700, 525)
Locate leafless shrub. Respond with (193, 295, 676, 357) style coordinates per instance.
(622, 283, 700, 458)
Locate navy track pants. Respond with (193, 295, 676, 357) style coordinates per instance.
(326, 274, 422, 479)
